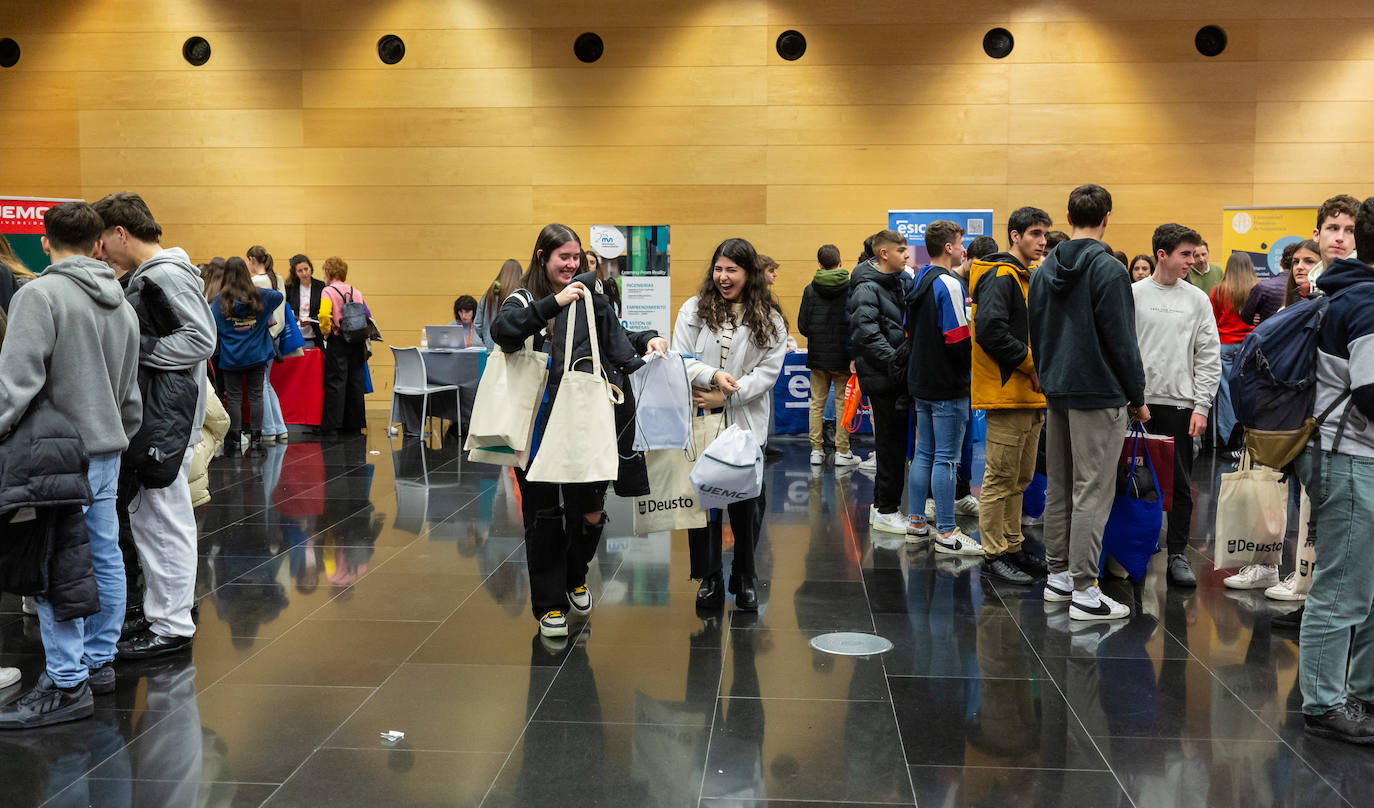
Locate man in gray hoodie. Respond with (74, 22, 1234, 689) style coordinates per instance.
(0, 201, 141, 728)
(93, 192, 216, 660)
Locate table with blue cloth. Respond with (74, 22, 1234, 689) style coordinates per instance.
(396, 348, 486, 437)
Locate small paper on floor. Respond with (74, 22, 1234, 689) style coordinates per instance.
(379, 730, 405, 745)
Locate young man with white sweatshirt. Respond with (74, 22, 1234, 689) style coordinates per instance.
(93, 192, 216, 660)
(1132, 223, 1221, 586)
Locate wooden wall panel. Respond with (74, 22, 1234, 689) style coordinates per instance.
(3, 0, 1370, 404)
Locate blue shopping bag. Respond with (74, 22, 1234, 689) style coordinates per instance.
(1100, 425, 1164, 580)
(1022, 472, 1046, 519)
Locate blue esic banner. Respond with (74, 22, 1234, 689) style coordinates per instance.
(888, 209, 995, 265)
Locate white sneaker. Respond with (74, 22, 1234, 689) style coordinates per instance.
(1224, 564, 1279, 590)
(1264, 571, 1308, 602)
(1043, 571, 1073, 602)
(810, 450, 825, 465)
(833, 451, 860, 467)
(1070, 585, 1130, 621)
(935, 555, 979, 575)
(932, 528, 984, 556)
(0, 666, 19, 690)
(954, 495, 981, 517)
(872, 509, 908, 535)
(21, 596, 37, 616)
(906, 515, 930, 540)
(538, 610, 569, 638)
(568, 585, 592, 616)
(858, 453, 877, 471)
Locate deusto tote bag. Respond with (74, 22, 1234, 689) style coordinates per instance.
(527, 292, 624, 483)
(1214, 452, 1287, 570)
(690, 423, 764, 511)
(465, 293, 549, 457)
(634, 449, 707, 533)
(631, 351, 693, 452)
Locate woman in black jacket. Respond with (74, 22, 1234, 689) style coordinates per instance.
(492, 223, 666, 639)
(284, 253, 328, 347)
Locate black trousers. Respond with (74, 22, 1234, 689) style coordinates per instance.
(1144, 403, 1194, 555)
(223, 364, 266, 434)
(867, 392, 910, 514)
(688, 495, 760, 580)
(320, 338, 367, 433)
(514, 468, 608, 619)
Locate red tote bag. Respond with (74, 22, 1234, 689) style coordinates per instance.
(1119, 431, 1175, 512)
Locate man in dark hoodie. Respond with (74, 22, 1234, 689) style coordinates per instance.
(848, 229, 911, 534)
(1027, 184, 1147, 622)
(0, 201, 141, 728)
(93, 192, 216, 660)
(971, 206, 1053, 586)
(1293, 196, 1374, 745)
(798, 243, 857, 466)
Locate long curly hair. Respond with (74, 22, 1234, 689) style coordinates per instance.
(694, 238, 786, 349)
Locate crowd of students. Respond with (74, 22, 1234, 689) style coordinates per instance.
(2, 187, 1374, 750)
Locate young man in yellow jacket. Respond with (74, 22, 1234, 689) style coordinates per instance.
(969, 206, 1053, 585)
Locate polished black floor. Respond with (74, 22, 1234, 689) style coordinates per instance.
(0, 420, 1367, 807)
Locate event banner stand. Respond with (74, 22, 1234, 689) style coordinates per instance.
(1, 195, 81, 272)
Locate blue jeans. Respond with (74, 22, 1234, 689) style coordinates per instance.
(909, 397, 971, 533)
(1215, 342, 1241, 445)
(1297, 449, 1374, 714)
(263, 377, 286, 435)
(37, 452, 124, 687)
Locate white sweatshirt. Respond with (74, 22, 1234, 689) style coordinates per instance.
(1132, 277, 1222, 415)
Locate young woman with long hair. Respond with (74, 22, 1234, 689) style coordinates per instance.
(246, 245, 289, 443)
(1284, 238, 1321, 307)
(211, 257, 283, 454)
(672, 238, 788, 612)
(491, 224, 667, 638)
(476, 258, 523, 353)
(285, 253, 327, 346)
(1129, 253, 1155, 282)
(1210, 252, 1260, 449)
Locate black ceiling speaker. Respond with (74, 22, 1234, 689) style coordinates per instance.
(182, 36, 211, 66)
(776, 30, 806, 61)
(574, 32, 604, 63)
(377, 34, 405, 64)
(0, 38, 19, 68)
(1195, 25, 1227, 57)
(983, 27, 1014, 59)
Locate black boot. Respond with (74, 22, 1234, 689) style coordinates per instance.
(249, 431, 264, 452)
(729, 501, 759, 611)
(689, 521, 724, 610)
(222, 431, 241, 457)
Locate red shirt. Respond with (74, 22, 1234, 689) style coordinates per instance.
(1211, 288, 1253, 344)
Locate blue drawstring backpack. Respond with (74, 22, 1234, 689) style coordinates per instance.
(1101, 425, 1164, 580)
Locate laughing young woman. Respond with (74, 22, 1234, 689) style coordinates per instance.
(672, 238, 789, 612)
(491, 223, 667, 639)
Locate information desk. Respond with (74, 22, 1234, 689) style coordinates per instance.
(269, 348, 324, 426)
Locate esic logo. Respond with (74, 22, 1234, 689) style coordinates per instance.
(1226, 539, 1284, 554)
(638, 496, 694, 515)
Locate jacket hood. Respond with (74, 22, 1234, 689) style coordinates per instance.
(134, 247, 198, 280)
(45, 255, 126, 308)
(970, 253, 1028, 299)
(1039, 239, 1106, 293)
(812, 268, 849, 298)
(906, 264, 947, 304)
(849, 260, 904, 292)
(1315, 257, 1374, 296)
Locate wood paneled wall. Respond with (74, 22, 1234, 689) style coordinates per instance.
(2, 0, 1371, 403)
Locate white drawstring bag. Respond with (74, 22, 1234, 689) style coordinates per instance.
(1214, 452, 1288, 569)
(631, 352, 693, 451)
(466, 292, 548, 464)
(690, 422, 763, 510)
(526, 292, 625, 483)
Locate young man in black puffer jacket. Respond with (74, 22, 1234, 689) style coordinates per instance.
(798, 244, 857, 467)
(847, 229, 912, 534)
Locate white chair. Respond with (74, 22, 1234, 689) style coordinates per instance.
(389, 346, 460, 439)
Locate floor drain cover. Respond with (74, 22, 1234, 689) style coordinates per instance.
(809, 632, 894, 656)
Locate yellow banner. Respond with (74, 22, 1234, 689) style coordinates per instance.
(1222, 206, 1316, 278)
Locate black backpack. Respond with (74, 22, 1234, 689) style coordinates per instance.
(1228, 286, 1353, 468)
(332, 287, 369, 343)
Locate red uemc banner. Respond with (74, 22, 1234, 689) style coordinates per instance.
(0, 196, 76, 235)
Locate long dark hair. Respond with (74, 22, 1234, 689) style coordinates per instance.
(1213, 252, 1258, 313)
(285, 253, 313, 289)
(202, 257, 227, 302)
(246, 244, 278, 290)
(482, 258, 523, 317)
(1284, 238, 1320, 307)
(695, 238, 786, 349)
(518, 223, 587, 301)
(219, 256, 264, 318)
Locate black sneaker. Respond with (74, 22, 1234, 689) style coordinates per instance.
(982, 555, 1034, 585)
(0, 674, 94, 729)
(1008, 548, 1047, 578)
(88, 664, 116, 696)
(1167, 553, 1197, 586)
(1304, 702, 1374, 744)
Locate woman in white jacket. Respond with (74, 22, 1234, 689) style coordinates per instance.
(672, 238, 788, 611)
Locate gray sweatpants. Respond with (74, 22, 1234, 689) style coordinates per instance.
(1043, 405, 1127, 591)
